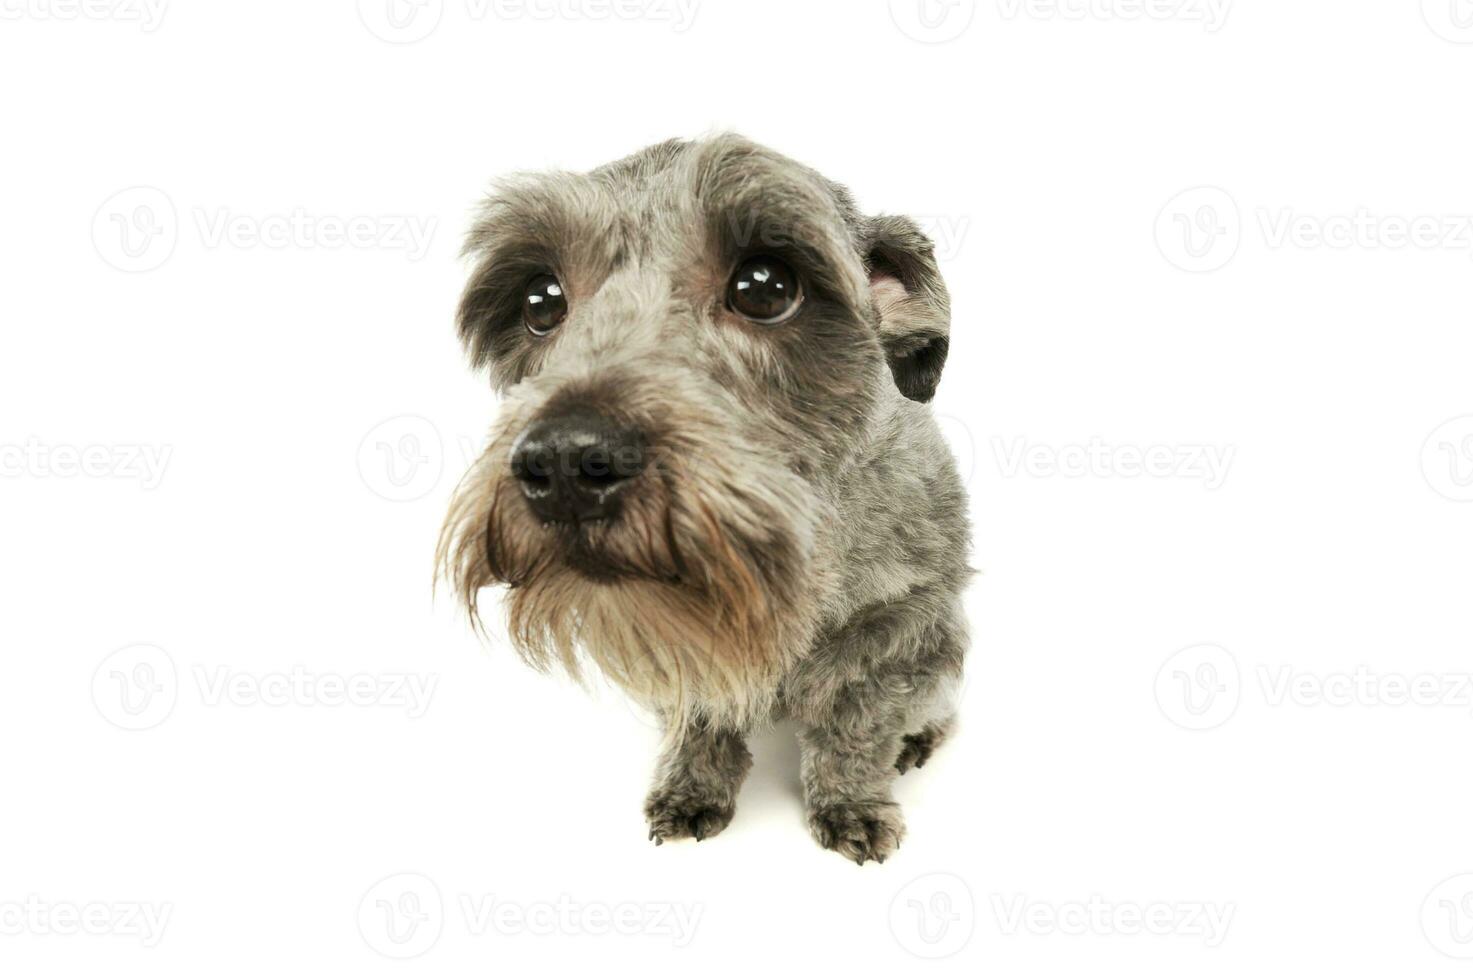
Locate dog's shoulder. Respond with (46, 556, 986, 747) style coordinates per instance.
(815, 388, 970, 626)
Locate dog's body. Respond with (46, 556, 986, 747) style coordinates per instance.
(441, 135, 970, 863)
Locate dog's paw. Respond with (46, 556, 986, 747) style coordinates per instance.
(807, 801, 905, 865)
(644, 789, 735, 845)
(895, 727, 942, 774)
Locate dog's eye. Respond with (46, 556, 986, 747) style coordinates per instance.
(523, 273, 567, 336)
(728, 255, 802, 325)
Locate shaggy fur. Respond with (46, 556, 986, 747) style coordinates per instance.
(439, 135, 971, 863)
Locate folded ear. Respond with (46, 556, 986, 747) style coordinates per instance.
(862, 215, 951, 403)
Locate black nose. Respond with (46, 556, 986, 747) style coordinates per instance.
(511, 409, 646, 524)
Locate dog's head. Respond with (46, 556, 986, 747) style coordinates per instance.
(439, 135, 951, 723)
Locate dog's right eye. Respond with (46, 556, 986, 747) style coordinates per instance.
(728, 255, 803, 325)
(523, 274, 567, 336)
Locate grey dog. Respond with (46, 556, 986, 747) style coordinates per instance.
(439, 135, 970, 864)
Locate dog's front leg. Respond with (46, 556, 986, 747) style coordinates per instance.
(644, 717, 752, 844)
(798, 702, 909, 865)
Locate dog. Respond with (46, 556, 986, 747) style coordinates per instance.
(439, 135, 971, 864)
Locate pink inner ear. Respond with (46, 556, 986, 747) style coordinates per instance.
(870, 271, 909, 315)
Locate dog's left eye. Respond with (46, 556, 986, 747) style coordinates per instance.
(523, 273, 568, 336)
(728, 255, 803, 325)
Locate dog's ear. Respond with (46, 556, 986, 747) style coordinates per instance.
(862, 215, 951, 403)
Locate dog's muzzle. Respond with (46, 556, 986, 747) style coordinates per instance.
(510, 408, 647, 524)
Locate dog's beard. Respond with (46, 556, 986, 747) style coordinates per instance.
(438, 414, 825, 730)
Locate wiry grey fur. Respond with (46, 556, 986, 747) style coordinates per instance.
(439, 135, 971, 864)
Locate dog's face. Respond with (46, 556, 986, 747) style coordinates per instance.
(440, 135, 950, 723)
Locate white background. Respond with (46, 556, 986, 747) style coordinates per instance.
(3, 0, 1472, 976)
